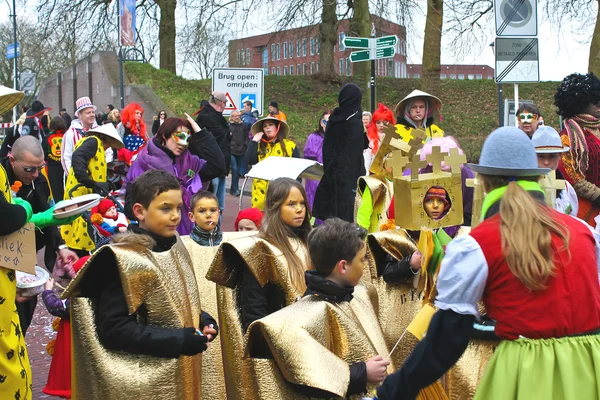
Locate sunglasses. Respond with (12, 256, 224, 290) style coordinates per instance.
(17, 160, 45, 173)
(171, 130, 191, 145)
(517, 113, 538, 123)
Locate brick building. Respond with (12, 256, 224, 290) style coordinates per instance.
(229, 16, 408, 78)
(407, 64, 495, 80)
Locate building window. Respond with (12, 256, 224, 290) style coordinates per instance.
(440, 74, 447, 79)
(476, 74, 483, 79)
(339, 32, 346, 51)
(316, 62, 319, 72)
(468, 74, 474, 80)
(310, 62, 314, 74)
(388, 60, 393, 77)
(488, 75, 493, 80)
(297, 40, 301, 57)
(271, 44, 275, 61)
(458, 74, 465, 80)
(450, 74, 456, 79)
(339, 58, 345, 75)
(277, 44, 281, 60)
(284, 66, 288, 75)
(413, 73, 420, 78)
(303, 63, 306, 75)
(310, 37, 315, 55)
(290, 65, 294, 75)
(302, 39, 307, 56)
(277, 67, 281, 76)
(316, 38, 320, 54)
(262, 47, 269, 74)
(283, 42, 288, 59)
(246, 48, 250, 65)
(289, 41, 294, 58)
(346, 58, 351, 76)
(272, 67, 275, 74)
(297, 64, 301, 74)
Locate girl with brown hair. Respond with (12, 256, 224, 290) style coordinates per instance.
(377, 127, 600, 400)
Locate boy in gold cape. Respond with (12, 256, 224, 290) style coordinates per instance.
(63, 170, 216, 399)
(246, 218, 392, 398)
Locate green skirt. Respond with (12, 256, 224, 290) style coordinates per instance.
(474, 334, 600, 400)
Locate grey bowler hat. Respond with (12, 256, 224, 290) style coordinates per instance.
(531, 126, 570, 153)
(467, 127, 551, 176)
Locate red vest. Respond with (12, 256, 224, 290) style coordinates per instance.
(470, 210, 600, 340)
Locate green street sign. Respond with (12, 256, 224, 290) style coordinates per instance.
(350, 50, 370, 62)
(343, 37, 369, 49)
(376, 46, 395, 59)
(376, 35, 398, 48)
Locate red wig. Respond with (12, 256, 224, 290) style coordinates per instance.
(121, 102, 148, 141)
(367, 103, 395, 153)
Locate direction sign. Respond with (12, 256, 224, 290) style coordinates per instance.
(343, 37, 369, 49)
(494, 0, 537, 36)
(212, 68, 264, 116)
(6, 43, 20, 60)
(494, 37, 539, 83)
(376, 35, 397, 48)
(375, 47, 395, 59)
(350, 46, 396, 63)
(350, 50, 370, 63)
(20, 73, 36, 93)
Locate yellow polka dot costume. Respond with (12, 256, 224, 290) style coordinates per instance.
(61, 136, 106, 251)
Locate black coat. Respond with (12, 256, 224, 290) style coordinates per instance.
(0, 117, 44, 158)
(195, 101, 232, 172)
(312, 84, 366, 222)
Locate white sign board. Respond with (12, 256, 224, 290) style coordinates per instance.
(495, 37, 539, 83)
(246, 157, 324, 181)
(495, 0, 537, 36)
(20, 73, 36, 93)
(212, 68, 264, 117)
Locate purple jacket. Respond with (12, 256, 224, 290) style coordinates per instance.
(303, 131, 324, 210)
(124, 137, 207, 235)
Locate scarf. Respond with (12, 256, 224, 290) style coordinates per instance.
(481, 181, 545, 219)
(303, 270, 354, 302)
(564, 114, 600, 174)
(189, 224, 223, 247)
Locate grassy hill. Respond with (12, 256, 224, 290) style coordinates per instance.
(125, 62, 561, 162)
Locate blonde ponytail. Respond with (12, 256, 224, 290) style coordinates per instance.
(499, 181, 570, 290)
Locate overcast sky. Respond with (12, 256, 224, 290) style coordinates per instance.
(0, 1, 593, 82)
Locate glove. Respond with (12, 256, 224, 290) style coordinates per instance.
(12, 197, 33, 222)
(181, 327, 209, 355)
(30, 207, 77, 229)
(94, 182, 110, 196)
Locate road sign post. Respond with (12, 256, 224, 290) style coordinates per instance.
(495, 0, 537, 36)
(6, 43, 20, 60)
(212, 68, 264, 116)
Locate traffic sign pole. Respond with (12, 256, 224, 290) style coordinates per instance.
(370, 25, 376, 113)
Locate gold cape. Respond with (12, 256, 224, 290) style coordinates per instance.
(181, 231, 257, 400)
(355, 174, 394, 232)
(246, 282, 393, 399)
(206, 235, 311, 399)
(63, 232, 202, 400)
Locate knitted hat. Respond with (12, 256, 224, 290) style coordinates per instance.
(98, 199, 116, 215)
(531, 126, 570, 153)
(424, 186, 450, 208)
(235, 208, 264, 231)
(73, 255, 90, 273)
(75, 96, 96, 117)
(269, 101, 279, 109)
(467, 127, 551, 176)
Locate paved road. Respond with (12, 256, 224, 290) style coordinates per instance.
(28, 182, 251, 399)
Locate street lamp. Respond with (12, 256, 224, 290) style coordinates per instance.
(5, 0, 18, 124)
(489, 42, 503, 127)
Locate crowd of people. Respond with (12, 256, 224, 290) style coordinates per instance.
(0, 71, 599, 400)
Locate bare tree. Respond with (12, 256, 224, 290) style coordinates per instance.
(319, 0, 338, 78)
(178, 16, 230, 79)
(422, 0, 443, 94)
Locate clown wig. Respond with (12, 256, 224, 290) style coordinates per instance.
(121, 102, 148, 141)
(554, 73, 600, 119)
(367, 103, 396, 153)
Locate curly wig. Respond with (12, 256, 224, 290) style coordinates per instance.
(554, 73, 600, 119)
(419, 136, 464, 172)
(121, 102, 148, 140)
(367, 103, 396, 153)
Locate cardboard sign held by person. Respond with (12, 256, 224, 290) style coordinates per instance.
(0, 222, 36, 274)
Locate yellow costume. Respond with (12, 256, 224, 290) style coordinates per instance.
(61, 135, 106, 251)
(396, 123, 444, 143)
(0, 165, 32, 400)
(63, 233, 202, 399)
(246, 282, 393, 399)
(355, 175, 394, 232)
(206, 236, 310, 399)
(251, 140, 296, 210)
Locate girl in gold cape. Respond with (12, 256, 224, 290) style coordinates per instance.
(206, 178, 312, 399)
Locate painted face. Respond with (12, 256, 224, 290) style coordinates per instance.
(424, 197, 448, 220)
(135, 189, 182, 237)
(104, 206, 118, 219)
(517, 112, 539, 136)
(188, 197, 220, 231)
(537, 153, 561, 171)
(343, 242, 367, 287)
(135, 109, 143, 123)
(10, 151, 45, 185)
(263, 121, 279, 139)
(410, 99, 427, 123)
(279, 186, 306, 228)
(165, 126, 190, 156)
(237, 219, 259, 231)
(362, 115, 372, 127)
(584, 102, 600, 118)
(320, 114, 330, 131)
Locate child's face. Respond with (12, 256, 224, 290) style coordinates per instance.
(188, 198, 220, 231)
(376, 119, 388, 133)
(279, 187, 306, 228)
(424, 197, 447, 220)
(105, 206, 117, 219)
(237, 219, 259, 231)
(537, 153, 561, 171)
(341, 242, 367, 287)
(134, 189, 182, 237)
(263, 121, 278, 139)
